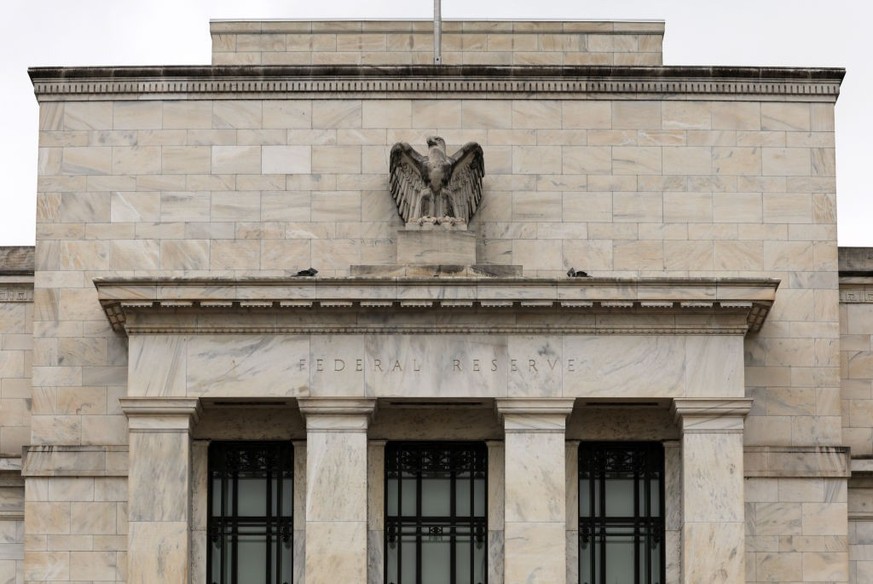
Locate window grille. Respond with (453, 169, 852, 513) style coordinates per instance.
(207, 441, 293, 584)
(385, 442, 487, 584)
(579, 442, 665, 584)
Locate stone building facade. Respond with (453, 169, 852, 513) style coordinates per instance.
(0, 16, 869, 583)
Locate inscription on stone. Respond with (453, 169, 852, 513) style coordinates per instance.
(301, 355, 586, 374)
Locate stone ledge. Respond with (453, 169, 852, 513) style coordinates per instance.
(744, 446, 850, 478)
(850, 458, 873, 475)
(0, 457, 21, 473)
(94, 276, 779, 336)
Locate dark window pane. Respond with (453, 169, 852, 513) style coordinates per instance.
(401, 479, 416, 516)
(421, 539, 451, 584)
(456, 478, 471, 516)
(421, 478, 451, 516)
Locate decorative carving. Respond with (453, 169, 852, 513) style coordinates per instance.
(31, 71, 843, 101)
(840, 286, 873, 303)
(0, 285, 33, 302)
(390, 137, 484, 224)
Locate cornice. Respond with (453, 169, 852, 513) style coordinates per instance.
(94, 275, 779, 336)
(29, 65, 844, 101)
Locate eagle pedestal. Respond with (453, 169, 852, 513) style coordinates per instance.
(396, 223, 476, 265)
(350, 223, 522, 278)
(350, 222, 522, 278)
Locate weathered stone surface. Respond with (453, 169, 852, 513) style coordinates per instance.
(8, 12, 858, 584)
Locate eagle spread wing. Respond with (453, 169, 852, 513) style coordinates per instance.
(389, 139, 485, 224)
(389, 143, 429, 224)
(445, 142, 485, 223)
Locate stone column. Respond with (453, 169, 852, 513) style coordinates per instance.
(120, 397, 201, 584)
(496, 398, 575, 584)
(298, 398, 376, 584)
(672, 398, 752, 584)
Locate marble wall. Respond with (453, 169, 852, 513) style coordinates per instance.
(31, 93, 842, 451)
(210, 20, 665, 67)
(20, 16, 849, 584)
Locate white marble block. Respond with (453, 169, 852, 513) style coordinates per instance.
(396, 224, 477, 265)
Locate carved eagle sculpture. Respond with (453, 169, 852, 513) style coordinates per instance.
(389, 137, 485, 224)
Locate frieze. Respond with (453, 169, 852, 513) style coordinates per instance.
(30, 65, 843, 101)
(840, 287, 873, 303)
(120, 324, 751, 336)
(0, 285, 33, 302)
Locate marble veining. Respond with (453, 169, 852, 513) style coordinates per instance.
(562, 335, 686, 397)
(186, 335, 310, 397)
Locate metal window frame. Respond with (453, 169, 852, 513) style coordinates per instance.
(207, 441, 294, 584)
(384, 441, 488, 584)
(578, 441, 665, 584)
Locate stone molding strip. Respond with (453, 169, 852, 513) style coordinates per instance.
(744, 446, 850, 478)
(29, 65, 844, 101)
(94, 276, 778, 336)
(21, 445, 129, 478)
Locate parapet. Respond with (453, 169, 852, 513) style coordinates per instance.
(210, 19, 664, 67)
(0, 247, 34, 275)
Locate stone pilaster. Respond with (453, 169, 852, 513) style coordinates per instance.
(367, 440, 386, 584)
(496, 398, 575, 584)
(298, 398, 376, 584)
(486, 439, 505, 584)
(293, 440, 307, 584)
(672, 398, 752, 584)
(120, 397, 201, 584)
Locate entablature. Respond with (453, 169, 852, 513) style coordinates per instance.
(95, 276, 778, 336)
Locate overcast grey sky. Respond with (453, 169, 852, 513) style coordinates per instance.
(2, 0, 869, 245)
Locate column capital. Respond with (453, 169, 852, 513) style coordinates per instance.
(496, 398, 575, 432)
(119, 397, 201, 432)
(298, 397, 377, 416)
(298, 397, 376, 431)
(671, 397, 753, 433)
(495, 398, 575, 417)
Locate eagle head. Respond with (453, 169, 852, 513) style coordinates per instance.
(426, 136, 446, 151)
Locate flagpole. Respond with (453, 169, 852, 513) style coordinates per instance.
(434, 0, 442, 64)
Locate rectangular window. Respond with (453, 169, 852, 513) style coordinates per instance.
(208, 441, 293, 584)
(385, 442, 487, 584)
(579, 442, 664, 584)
